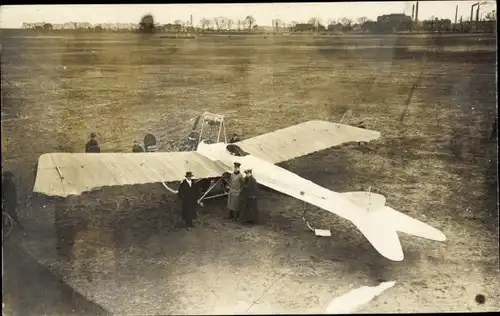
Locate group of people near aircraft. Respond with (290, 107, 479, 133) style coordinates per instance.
(177, 161, 259, 230)
(83, 131, 257, 230)
(84, 132, 158, 153)
(3, 131, 251, 233)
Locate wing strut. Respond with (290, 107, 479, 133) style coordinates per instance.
(140, 162, 179, 194)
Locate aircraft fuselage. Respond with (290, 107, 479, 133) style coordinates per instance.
(196, 141, 365, 223)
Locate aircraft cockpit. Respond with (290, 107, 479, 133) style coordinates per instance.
(226, 144, 249, 157)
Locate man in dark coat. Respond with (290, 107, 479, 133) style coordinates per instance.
(229, 133, 240, 143)
(85, 132, 101, 153)
(177, 171, 199, 230)
(240, 169, 259, 225)
(2, 171, 23, 228)
(132, 141, 144, 152)
(144, 133, 157, 152)
(227, 162, 245, 220)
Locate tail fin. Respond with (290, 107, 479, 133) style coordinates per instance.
(379, 206, 447, 242)
(352, 206, 446, 261)
(340, 191, 446, 260)
(353, 211, 405, 261)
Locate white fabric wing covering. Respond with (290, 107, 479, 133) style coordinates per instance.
(33, 152, 229, 197)
(236, 120, 381, 164)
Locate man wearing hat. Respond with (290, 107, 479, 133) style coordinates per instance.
(2, 171, 23, 228)
(144, 133, 157, 152)
(132, 141, 144, 152)
(240, 169, 259, 225)
(229, 133, 240, 144)
(227, 162, 245, 220)
(85, 132, 101, 153)
(177, 171, 199, 229)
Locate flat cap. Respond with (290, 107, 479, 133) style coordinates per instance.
(234, 162, 241, 167)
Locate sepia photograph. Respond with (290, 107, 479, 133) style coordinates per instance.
(1, 1, 498, 315)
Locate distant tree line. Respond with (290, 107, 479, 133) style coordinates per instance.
(22, 9, 496, 34)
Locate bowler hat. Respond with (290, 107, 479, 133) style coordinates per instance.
(90, 132, 97, 137)
(185, 171, 193, 177)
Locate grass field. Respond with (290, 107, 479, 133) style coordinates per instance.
(1, 30, 498, 314)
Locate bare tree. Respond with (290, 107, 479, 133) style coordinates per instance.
(174, 20, 184, 32)
(219, 17, 229, 30)
(327, 19, 337, 26)
(207, 19, 214, 31)
(272, 19, 284, 32)
(340, 17, 352, 26)
(308, 17, 322, 28)
(200, 18, 210, 30)
(245, 15, 256, 30)
(485, 9, 496, 21)
(357, 17, 369, 25)
(213, 17, 221, 31)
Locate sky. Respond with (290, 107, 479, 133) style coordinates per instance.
(0, 1, 496, 28)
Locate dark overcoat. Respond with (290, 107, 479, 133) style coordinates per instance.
(85, 140, 100, 153)
(132, 144, 144, 152)
(177, 179, 199, 221)
(227, 172, 245, 211)
(241, 176, 259, 222)
(2, 178, 18, 210)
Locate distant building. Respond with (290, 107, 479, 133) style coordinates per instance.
(63, 22, 77, 30)
(376, 13, 411, 24)
(327, 23, 344, 32)
(22, 23, 35, 29)
(256, 25, 274, 32)
(76, 22, 92, 30)
(374, 13, 412, 33)
(292, 23, 315, 32)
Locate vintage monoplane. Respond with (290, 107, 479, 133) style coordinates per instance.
(33, 112, 446, 261)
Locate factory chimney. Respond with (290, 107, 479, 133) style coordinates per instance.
(455, 5, 458, 24)
(476, 4, 480, 21)
(412, 4, 415, 20)
(470, 2, 479, 22)
(415, 1, 419, 22)
(190, 14, 193, 26)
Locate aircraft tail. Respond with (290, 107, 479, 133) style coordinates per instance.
(377, 206, 447, 242)
(353, 211, 405, 261)
(338, 191, 446, 261)
(352, 206, 446, 262)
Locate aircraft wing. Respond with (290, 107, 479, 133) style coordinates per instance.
(235, 120, 380, 164)
(33, 152, 229, 197)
